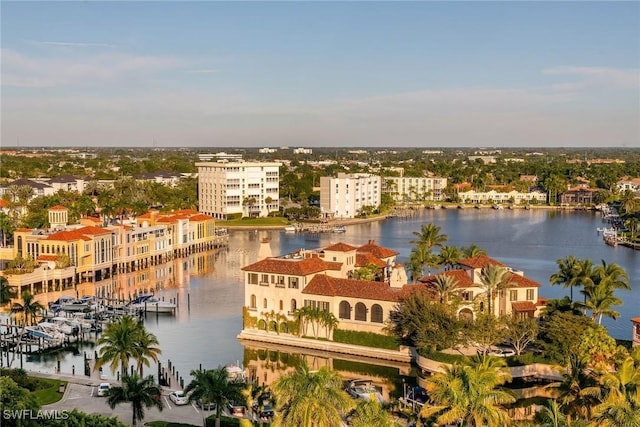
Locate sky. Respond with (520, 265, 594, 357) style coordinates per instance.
(1, 1, 639, 148)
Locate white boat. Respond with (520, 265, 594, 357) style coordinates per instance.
(332, 225, 346, 233)
(130, 294, 176, 313)
(346, 379, 384, 403)
(284, 225, 296, 233)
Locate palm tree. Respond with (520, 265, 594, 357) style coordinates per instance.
(0, 276, 17, 306)
(593, 260, 630, 293)
(577, 283, 623, 324)
(95, 315, 159, 378)
(105, 373, 163, 426)
(432, 274, 459, 304)
(550, 256, 582, 302)
(534, 399, 569, 427)
(551, 353, 599, 423)
(589, 354, 640, 427)
(409, 244, 436, 278)
(478, 265, 510, 317)
(11, 290, 44, 325)
(420, 356, 514, 427)
(349, 398, 401, 427)
(272, 363, 354, 427)
(133, 328, 161, 376)
(438, 245, 461, 271)
(624, 217, 639, 242)
(184, 366, 246, 427)
(409, 223, 448, 251)
(460, 244, 487, 258)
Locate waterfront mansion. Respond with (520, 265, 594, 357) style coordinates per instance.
(241, 239, 544, 336)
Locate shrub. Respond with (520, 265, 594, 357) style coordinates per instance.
(332, 329, 398, 350)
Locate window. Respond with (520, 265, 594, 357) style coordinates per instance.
(510, 290, 518, 301)
(290, 299, 297, 314)
(354, 303, 367, 321)
(263, 298, 268, 309)
(276, 275, 285, 287)
(250, 295, 256, 309)
(460, 291, 473, 301)
(339, 301, 351, 319)
(288, 277, 299, 289)
(247, 273, 259, 286)
(260, 274, 269, 285)
(371, 304, 383, 323)
(279, 300, 283, 310)
(526, 289, 535, 300)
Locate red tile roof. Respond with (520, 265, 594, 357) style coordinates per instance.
(15, 228, 33, 232)
(458, 255, 506, 269)
(0, 199, 7, 208)
(631, 317, 640, 324)
(38, 255, 59, 261)
(82, 216, 101, 223)
(511, 301, 537, 312)
(323, 242, 358, 252)
(507, 273, 541, 288)
(356, 253, 388, 268)
(241, 256, 341, 276)
(419, 269, 474, 288)
(46, 226, 113, 242)
(357, 240, 399, 258)
(302, 275, 401, 302)
(49, 205, 68, 211)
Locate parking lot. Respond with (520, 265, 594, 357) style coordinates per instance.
(44, 382, 224, 426)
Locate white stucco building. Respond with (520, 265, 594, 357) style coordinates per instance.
(383, 176, 448, 203)
(320, 173, 381, 219)
(196, 160, 281, 220)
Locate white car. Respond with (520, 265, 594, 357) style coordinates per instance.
(169, 391, 189, 406)
(97, 383, 110, 397)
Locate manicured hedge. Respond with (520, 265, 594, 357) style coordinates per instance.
(332, 329, 398, 350)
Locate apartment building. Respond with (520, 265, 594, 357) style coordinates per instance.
(383, 176, 448, 203)
(196, 160, 281, 220)
(320, 173, 381, 219)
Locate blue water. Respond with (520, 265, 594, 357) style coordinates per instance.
(7, 208, 639, 378)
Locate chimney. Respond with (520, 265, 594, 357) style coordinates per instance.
(390, 263, 408, 288)
(257, 238, 273, 261)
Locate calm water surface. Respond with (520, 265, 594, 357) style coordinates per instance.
(7, 209, 639, 382)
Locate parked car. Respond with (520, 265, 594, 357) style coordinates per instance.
(227, 401, 246, 416)
(488, 348, 516, 358)
(259, 403, 275, 419)
(169, 391, 189, 406)
(197, 398, 216, 411)
(97, 383, 110, 397)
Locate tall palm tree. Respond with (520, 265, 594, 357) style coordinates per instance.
(420, 356, 514, 427)
(534, 399, 569, 427)
(592, 260, 630, 294)
(432, 274, 459, 304)
(478, 265, 510, 317)
(272, 364, 354, 427)
(551, 353, 599, 423)
(438, 245, 461, 271)
(349, 398, 402, 427)
(409, 223, 448, 251)
(105, 373, 163, 426)
(11, 290, 44, 325)
(95, 315, 159, 378)
(577, 283, 623, 324)
(133, 328, 161, 376)
(550, 256, 582, 302)
(410, 244, 437, 277)
(184, 366, 246, 427)
(0, 276, 17, 306)
(460, 244, 487, 258)
(589, 355, 640, 427)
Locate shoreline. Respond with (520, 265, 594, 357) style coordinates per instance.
(223, 204, 597, 231)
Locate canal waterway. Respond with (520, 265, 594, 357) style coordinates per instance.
(3, 208, 638, 390)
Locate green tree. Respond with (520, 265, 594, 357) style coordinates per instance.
(40, 409, 130, 427)
(534, 399, 569, 427)
(0, 275, 17, 306)
(551, 353, 599, 423)
(589, 354, 640, 427)
(0, 212, 15, 246)
(431, 274, 459, 305)
(184, 366, 246, 427)
(10, 290, 44, 325)
(272, 364, 354, 427)
(550, 256, 582, 302)
(409, 223, 448, 252)
(420, 356, 515, 427)
(460, 244, 487, 258)
(504, 315, 538, 356)
(105, 373, 163, 426)
(478, 264, 510, 317)
(538, 311, 595, 364)
(349, 398, 402, 427)
(95, 315, 160, 378)
(437, 245, 461, 271)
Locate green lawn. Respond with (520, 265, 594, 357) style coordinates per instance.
(32, 378, 67, 405)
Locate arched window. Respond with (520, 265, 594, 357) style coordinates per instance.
(279, 300, 283, 311)
(371, 304, 383, 323)
(458, 308, 474, 321)
(290, 299, 297, 313)
(339, 301, 351, 319)
(355, 302, 367, 321)
(263, 298, 268, 309)
(250, 295, 256, 309)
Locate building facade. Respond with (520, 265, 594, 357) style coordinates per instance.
(320, 173, 381, 219)
(196, 160, 281, 220)
(383, 176, 448, 203)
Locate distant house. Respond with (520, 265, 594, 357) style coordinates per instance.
(133, 171, 183, 187)
(0, 178, 55, 201)
(632, 317, 640, 347)
(560, 187, 598, 206)
(616, 177, 640, 193)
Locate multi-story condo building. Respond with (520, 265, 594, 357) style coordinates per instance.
(383, 176, 448, 203)
(196, 160, 281, 220)
(457, 189, 547, 205)
(320, 173, 381, 219)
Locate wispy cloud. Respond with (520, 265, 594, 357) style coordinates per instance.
(26, 40, 117, 49)
(543, 66, 640, 91)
